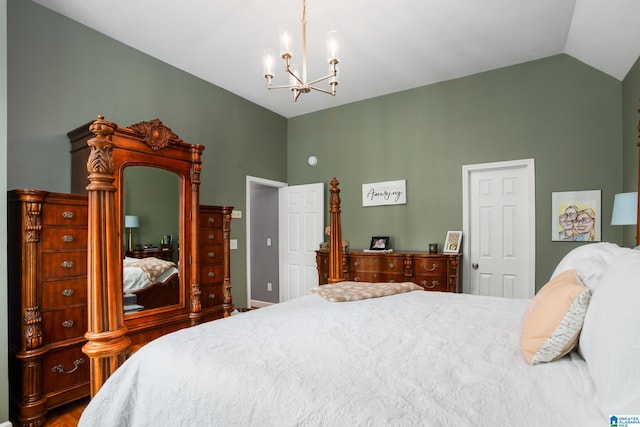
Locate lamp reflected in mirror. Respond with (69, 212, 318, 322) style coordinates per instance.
(125, 215, 140, 252)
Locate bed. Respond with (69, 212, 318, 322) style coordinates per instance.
(123, 256, 180, 310)
(79, 178, 640, 426)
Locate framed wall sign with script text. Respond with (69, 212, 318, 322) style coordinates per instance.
(362, 180, 407, 207)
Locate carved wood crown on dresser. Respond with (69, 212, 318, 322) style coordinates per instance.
(7, 189, 90, 427)
(316, 249, 462, 293)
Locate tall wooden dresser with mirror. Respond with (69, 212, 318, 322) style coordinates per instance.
(7, 117, 233, 426)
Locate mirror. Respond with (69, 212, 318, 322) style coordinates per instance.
(122, 166, 180, 314)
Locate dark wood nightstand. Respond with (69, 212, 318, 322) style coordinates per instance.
(126, 245, 174, 261)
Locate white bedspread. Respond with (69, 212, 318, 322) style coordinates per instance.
(79, 291, 605, 427)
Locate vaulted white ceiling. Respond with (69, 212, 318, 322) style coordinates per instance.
(33, 0, 640, 118)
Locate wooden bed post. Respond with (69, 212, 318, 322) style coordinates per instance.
(328, 177, 345, 283)
(82, 115, 131, 397)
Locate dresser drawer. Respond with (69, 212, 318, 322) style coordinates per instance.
(199, 227, 223, 243)
(200, 264, 224, 284)
(413, 258, 445, 275)
(200, 244, 224, 264)
(414, 275, 449, 292)
(350, 256, 403, 273)
(42, 306, 87, 344)
(350, 271, 405, 283)
(42, 277, 87, 309)
(200, 283, 224, 308)
(200, 212, 222, 229)
(43, 204, 87, 226)
(42, 251, 87, 279)
(42, 227, 88, 250)
(42, 344, 89, 395)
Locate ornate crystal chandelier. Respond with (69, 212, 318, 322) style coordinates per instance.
(263, 0, 339, 101)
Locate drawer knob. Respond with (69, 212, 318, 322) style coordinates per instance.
(208, 217, 215, 224)
(354, 276, 360, 282)
(389, 263, 395, 269)
(61, 235, 74, 243)
(61, 260, 74, 269)
(61, 211, 75, 219)
(208, 271, 216, 278)
(353, 261, 360, 266)
(208, 233, 215, 240)
(62, 320, 74, 328)
(208, 293, 215, 299)
(208, 251, 215, 258)
(421, 263, 438, 272)
(61, 289, 74, 297)
(51, 358, 84, 375)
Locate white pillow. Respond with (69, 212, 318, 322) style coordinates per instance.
(551, 242, 631, 290)
(579, 251, 640, 415)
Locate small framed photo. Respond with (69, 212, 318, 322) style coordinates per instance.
(443, 231, 462, 254)
(369, 236, 390, 250)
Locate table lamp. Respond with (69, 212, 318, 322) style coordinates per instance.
(611, 192, 638, 226)
(124, 215, 140, 252)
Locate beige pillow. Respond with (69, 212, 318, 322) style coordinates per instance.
(521, 269, 591, 365)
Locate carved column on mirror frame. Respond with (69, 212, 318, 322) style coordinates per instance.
(328, 177, 345, 283)
(189, 154, 203, 326)
(222, 208, 233, 317)
(82, 115, 131, 397)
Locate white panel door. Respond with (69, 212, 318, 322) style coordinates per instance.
(463, 159, 535, 298)
(279, 183, 324, 302)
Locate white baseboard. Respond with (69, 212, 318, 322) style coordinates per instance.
(250, 299, 274, 308)
(0, 420, 13, 427)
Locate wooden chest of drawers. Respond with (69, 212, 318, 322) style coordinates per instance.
(197, 205, 234, 321)
(316, 250, 461, 293)
(7, 190, 90, 427)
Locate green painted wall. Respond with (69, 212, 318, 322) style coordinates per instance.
(622, 56, 640, 246)
(7, 0, 288, 308)
(288, 55, 623, 291)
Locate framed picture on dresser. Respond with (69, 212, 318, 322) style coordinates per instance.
(443, 231, 462, 254)
(369, 236, 390, 250)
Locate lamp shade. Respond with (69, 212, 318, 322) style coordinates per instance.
(611, 192, 638, 225)
(124, 215, 140, 228)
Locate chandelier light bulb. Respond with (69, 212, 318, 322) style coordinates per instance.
(280, 31, 292, 59)
(327, 31, 339, 63)
(263, 52, 274, 79)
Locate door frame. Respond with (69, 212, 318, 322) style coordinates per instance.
(246, 175, 287, 308)
(461, 159, 536, 297)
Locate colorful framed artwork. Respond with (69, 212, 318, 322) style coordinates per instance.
(552, 190, 601, 242)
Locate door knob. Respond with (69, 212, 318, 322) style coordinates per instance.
(472, 263, 479, 269)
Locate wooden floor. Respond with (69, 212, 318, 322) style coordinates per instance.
(42, 398, 89, 427)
